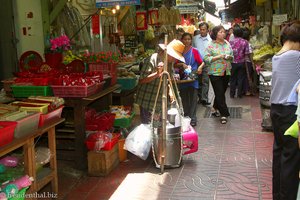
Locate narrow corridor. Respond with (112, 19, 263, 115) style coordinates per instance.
(51, 92, 274, 200)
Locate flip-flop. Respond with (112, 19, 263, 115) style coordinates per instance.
(220, 117, 227, 124)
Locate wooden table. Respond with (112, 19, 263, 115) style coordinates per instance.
(0, 118, 65, 196)
(62, 85, 121, 170)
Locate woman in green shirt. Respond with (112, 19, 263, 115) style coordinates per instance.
(204, 25, 234, 124)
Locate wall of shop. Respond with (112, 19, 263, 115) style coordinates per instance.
(13, 0, 45, 59)
(0, 0, 17, 82)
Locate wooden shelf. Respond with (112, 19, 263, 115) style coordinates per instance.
(61, 85, 121, 170)
(0, 118, 65, 197)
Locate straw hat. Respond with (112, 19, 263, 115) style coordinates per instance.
(159, 39, 185, 63)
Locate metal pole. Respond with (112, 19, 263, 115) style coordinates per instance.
(160, 34, 168, 174)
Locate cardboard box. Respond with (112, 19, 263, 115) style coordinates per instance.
(88, 145, 119, 176)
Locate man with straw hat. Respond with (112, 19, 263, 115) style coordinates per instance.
(135, 39, 185, 124)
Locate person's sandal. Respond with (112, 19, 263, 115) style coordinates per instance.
(220, 117, 227, 124)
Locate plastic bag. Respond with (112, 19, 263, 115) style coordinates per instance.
(35, 147, 51, 165)
(175, 115, 191, 132)
(284, 120, 298, 138)
(124, 124, 152, 160)
(85, 131, 111, 151)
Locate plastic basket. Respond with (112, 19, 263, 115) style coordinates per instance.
(89, 63, 117, 86)
(51, 83, 98, 97)
(1, 112, 40, 139)
(85, 133, 120, 151)
(102, 133, 121, 150)
(88, 62, 117, 74)
(38, 106, 64, 127)
(11, 101, 49, 114)
(117, 77, 137, 90)
(0, 121, 17, 147)
(113, 112, 135, 128)
(11, 85, 53, 98)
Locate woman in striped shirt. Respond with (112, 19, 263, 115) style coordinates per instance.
(270, 20, 300, 200)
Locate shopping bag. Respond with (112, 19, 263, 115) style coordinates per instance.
(284, 120, 299, 138)
(124, 124, 152, 160)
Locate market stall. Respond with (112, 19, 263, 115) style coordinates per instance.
(0, 0, 200, 188)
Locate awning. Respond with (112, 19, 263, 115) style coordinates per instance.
(219, 0, 252, 21)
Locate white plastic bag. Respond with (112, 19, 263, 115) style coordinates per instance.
(175, 115, 191, 132)
(124, 124, 152, 160)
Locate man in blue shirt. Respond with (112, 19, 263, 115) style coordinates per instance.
(193, 22, 212, 105)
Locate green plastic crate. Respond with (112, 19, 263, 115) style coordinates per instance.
(11, 85, 53, 97)
(113, 112, 135, 128)
(117, 77, 137, 90)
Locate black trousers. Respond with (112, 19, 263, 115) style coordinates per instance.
(198, 66, 209, 103)
(180, 86, 198, 123)
(209, 75, 230, 117)
(230, 63, 246, 97)
(270, 104, 300, 200)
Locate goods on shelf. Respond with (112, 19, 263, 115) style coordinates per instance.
(10, 102, 48, 114)
(0, 105, 19, 117)
(85, 108, 116, 131)
(51, 73, 104, 97)
(117, 68, 138, 90)
(0, 175, 33, 199)
(253, 44, 274, 61)
(137, 49, 155, 61)
(25, 96, 65, 112)
(110, 106, 135, 128)
(0, 156, 18, 167)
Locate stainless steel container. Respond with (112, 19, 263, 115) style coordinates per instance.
(152, 126, 182, 168)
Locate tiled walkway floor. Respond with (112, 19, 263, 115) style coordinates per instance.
(47, 92, 274, 200)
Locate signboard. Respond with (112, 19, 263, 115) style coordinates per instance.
(273, 14, 287, 26)
(177, 5, 198, 14)
(176, 0, 197, 6)
(124, 35, 137, 48)
(96, 0, 140, 7)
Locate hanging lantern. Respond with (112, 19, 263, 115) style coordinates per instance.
(148, 9, 159, 26)
(136, 11, 147, 31)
